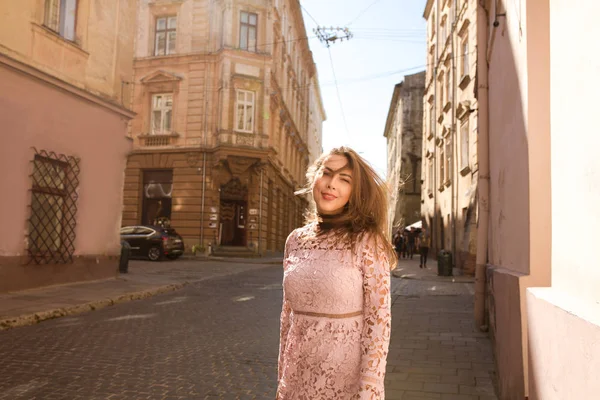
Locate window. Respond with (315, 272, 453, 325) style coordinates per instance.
(151, 94, 173, 135)
(429, 105, 435, 137)
(429, 45, 436, 76)
(44, 0, 77, 41)
(27, 150, 80, 264)
(438, 72, 445, 113)
(461, 37, 469, 78)
(155, 16, 177, 56)
(235, 90, 255, 132)
(240, 11, 257, 52)
(445, 138, 453, 183)
(460, 119, 470, 170)
(445, 72, 451, 105)
(439, 146, 445, 188)
(428, 158, 434, 194)
(441, 16, 447, 46)
(142, 170, 173, 226)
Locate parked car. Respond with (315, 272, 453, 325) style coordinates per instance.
(120, 225, 184, 261)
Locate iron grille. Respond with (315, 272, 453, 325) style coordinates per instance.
(27, 149, 80, 264)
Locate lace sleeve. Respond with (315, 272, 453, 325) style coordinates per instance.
(278, 230, 295, 381)
(358, 234, 392, 399)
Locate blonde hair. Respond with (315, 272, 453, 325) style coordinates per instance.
(296, 146, 397, 268)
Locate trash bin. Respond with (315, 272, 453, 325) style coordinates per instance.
(437, 250, 453, 277)
(119, 241, 131, 273)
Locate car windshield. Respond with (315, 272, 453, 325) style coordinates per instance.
(161, 228, 177, 235)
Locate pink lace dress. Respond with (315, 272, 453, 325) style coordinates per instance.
(277, 223, 392, 399)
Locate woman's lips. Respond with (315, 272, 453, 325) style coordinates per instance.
(322, 192, 337, 201)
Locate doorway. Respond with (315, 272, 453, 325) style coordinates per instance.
(219, 178, 247, 247)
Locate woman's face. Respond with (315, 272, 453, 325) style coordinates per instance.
(312, 154, 353, 215)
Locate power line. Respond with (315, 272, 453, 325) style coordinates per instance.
(346, 0, 386, 26)
(300, 4, 319, 26)
(327, 47, 351, 139)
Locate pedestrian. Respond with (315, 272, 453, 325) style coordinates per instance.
(277, 146, 396, 399)
(393, 231, 403, 258)
(418, 227, 431, 268)
(407, 227, 416, 259)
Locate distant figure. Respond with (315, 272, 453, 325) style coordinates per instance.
(418, 227, 431, 268)
(277, 146, 397, 399)
(407, 227, 416, 259)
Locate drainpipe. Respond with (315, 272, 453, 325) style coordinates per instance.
(200, 0, 214, 247)
(474, 0, 490, 329)
(451, 0, 458, 269)
(258, 166, 264, 255)
(431, 0, 439, 254)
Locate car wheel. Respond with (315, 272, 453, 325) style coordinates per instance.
(148, 246, 162, 261)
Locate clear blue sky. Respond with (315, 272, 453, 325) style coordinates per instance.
(300, 0, 427, 178)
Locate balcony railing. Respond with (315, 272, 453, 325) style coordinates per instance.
(138, 133, 179, 147)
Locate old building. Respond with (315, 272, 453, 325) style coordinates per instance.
(421, 0, 479, 275)
(383, 71, 425, 235)
(122, 0, 325, 256)
(0, 0, 136, 292)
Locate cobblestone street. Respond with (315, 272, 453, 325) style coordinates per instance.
(0, 258, 497, 399)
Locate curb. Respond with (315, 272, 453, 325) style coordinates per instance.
(0, 283, 186, 331)
(392, 271, 475, 283)
(182, 255, 284, 265)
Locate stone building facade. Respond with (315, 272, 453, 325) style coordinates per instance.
(384, 71, 425, 235)
(421, 0, 479, 274)
(122, 0, 325, 255)
(0, 0, 136, 292)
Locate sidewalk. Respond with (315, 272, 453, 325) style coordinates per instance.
(392, 254, 475, 283)
(0, 257, 281, 331)
(387, 257, 498, 400)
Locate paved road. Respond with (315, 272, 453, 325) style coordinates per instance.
(0, 265, 282, 400)
(0, 263, 496, 400)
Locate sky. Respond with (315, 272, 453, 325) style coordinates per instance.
(299, 0, 428, 178)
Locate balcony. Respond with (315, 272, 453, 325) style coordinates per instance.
(138, 133, 179, 147)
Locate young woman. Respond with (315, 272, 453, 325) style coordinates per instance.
(277, 147, 397, 399)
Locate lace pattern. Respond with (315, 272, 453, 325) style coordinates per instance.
(277, 223, 391, 399)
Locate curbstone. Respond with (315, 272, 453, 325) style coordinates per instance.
(0, 283, 187, 331)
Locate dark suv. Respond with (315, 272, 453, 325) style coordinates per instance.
(120, 225, 184, 261)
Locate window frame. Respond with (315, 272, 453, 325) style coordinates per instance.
(154, 16, 177, 56)
(445, 138, 453, 185)
(234, 89, 256, 133)
(460, 118, 470, 171)
(239, 11, 258, 52)
(150, 93, 174, 135)
(461, 36, 470, 79)
(44, 0, 77, 42)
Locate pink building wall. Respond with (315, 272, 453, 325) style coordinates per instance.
(0, 62, 133, 292)
(486, 0, 552, 398)
(527, 0, 600, 398)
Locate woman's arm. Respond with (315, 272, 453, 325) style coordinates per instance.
(359, 234, 392, 399)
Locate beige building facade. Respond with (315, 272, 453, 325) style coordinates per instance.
(480, 0, 600, 399)
(384, 71, 425, 234)
(123, 0, 325, 255)
(0, 0, 136, 292)
(422, 0, 479, 274)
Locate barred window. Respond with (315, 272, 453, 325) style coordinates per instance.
(27, 150, 80, 264)
(44, 0, 77, 41)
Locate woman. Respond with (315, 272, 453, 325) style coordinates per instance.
(277, 147, 397, 399)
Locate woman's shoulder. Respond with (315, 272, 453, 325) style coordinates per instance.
(286, 222, 317, 245)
